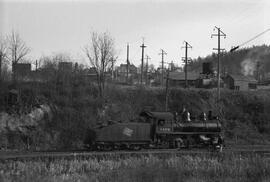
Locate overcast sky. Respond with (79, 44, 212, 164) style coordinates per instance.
(0, 0, 269, 68)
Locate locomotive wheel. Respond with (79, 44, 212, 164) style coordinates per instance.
(129, 145, 141, 151)
(96, 144, 113, 151)
(185, 140, 190, 149)
(113, 145, 120, 150)
(214, 144, 223, 152)
(104, 145, 113, 151)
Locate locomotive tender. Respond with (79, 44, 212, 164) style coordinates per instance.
(88, 110, 223, 151)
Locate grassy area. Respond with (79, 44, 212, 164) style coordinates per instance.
(0, 153, 269, 182)
(1, 82, 270, 150)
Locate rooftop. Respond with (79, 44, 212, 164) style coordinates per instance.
(168, 71, 199, 80)
(140, 111, 174, 120)
(227, 74, 257, 83)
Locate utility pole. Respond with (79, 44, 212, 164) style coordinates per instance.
(35, 60, 38, 71)
(256, 61, 261, 82)
(165, 70, 170, 111)
(111, 57, 114, 80)
(140, 39, 146, 85)
(211, 26, 226, 101)
(181, 41, 192, 88)
(159, 49, 167, 87)
(0, 50, 7, 84)
(169, 61, 174, 71)
(145, 55, 151, 85)
(126, 43, 129, 83)
(0, 54, 2, 83)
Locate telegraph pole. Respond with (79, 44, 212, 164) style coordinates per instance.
(168, 61, 174, 71)
(211, 26, 226, 101)
(35, 60, 38, 71)
(165, 70, 170, 111)
(140, 40, 146, 85)
(145, 55, 151, 85)
(111, 57, 114, 80)
(0, 54, 2, 83)
(182, 41, 192, 88)
(256, 61, 261, 82)
(126, 43, 129, 83)
(159, 49, 167, 87)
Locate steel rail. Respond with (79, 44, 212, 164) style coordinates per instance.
(1, 147, 270, 160)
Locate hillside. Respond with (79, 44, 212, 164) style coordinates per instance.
(1, 82, 270, 150)
(188, 45, 270, 79)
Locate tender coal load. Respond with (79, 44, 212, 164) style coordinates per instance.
(95, 122, 152, 143)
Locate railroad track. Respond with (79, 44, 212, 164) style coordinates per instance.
(1, 145, 270, 160)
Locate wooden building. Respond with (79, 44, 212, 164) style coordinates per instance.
(58, 62, 73, 73)
(223, 74, 257, 91)
(115, 64, 138, 83)
(167, 71, 199, 87)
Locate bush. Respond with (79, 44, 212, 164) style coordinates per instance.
(0, 154, 269, 182)
(2, 82, 270, 150)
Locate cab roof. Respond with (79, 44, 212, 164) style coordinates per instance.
(140, 111, 174, 120)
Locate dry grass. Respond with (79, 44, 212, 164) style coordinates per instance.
(0, 153, 269, 182)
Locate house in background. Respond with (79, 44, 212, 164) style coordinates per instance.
(57, 62, 73, 84)
(58, 62, 73, 73)
(223, 74, 257, 91)
(167, 71, 200, 87)
(12, 63, 31, 81)
(115, 63, 138, 84)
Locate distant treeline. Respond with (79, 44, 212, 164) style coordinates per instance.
(188, 45, 270, 77)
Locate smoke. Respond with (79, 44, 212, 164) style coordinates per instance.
(241, 58, 257, 76)
(240, 46, 270, 76)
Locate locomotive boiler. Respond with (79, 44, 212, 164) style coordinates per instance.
(87, 110, 224, 151)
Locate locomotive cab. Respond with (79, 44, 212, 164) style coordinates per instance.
(139, 111, 174, 134)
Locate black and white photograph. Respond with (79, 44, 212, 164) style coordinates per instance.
(0, 0, 270, 181)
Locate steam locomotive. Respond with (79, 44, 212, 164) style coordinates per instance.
(85, 110, 224, 151)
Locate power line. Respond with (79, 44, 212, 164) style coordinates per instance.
(240, 28, 269, 46)
(230, 28, 270, 52)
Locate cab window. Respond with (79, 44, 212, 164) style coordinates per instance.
(158, 119, 165, 126)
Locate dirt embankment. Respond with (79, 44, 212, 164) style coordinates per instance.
(1, 84, 270, 150)
(0, 104, 53, 134)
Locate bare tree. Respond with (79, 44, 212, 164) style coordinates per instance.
(148, 64, 156, 73)
(7, 31, 30, 81)
(0, 36, 8, 82)
(39, 53, 72, 83)
(84, 32, 116, 98)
